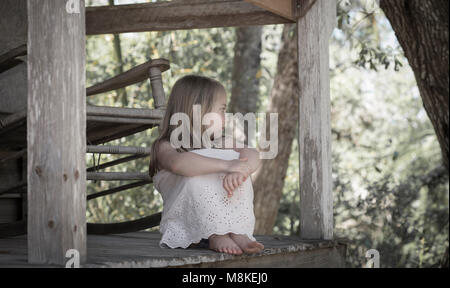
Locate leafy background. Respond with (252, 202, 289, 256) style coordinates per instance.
(85, 0, 449, 267)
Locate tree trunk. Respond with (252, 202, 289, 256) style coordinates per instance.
(109, 0, 128, 106)
(380, 0, 449, 171)
(253, 24, 299, 235)
(229, 26, 262, 145)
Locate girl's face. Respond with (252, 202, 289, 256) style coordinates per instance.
(208, 90, 227, 135)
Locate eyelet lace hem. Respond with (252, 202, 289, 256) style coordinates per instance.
(159, 228, 257, 249)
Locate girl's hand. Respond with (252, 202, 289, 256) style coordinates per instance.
(223, 172, 248, 198)
(226, 158, 250, 178)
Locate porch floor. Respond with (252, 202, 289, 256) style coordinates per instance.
(0, 232, 347, 268)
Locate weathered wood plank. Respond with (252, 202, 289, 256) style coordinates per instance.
(178, 245, 346, 268)
(86, 115, 160, 125)
(296, 0, 336, 240)
(0, 232, 347, 268)
(86, 0, 294, 35)
(27, 0, 86, 265)
(244, 0, 296, 21)
(0, 110, 158, 154)
(86, 105, 165, 120)
(86, 145, 151, 155)
(86, 172, 151, 181)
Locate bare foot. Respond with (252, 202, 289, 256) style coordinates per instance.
(229, 233, 264, 254)
(208, 234, 243, 255)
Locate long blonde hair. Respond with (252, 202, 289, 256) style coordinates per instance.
(148, 75, 226, 178)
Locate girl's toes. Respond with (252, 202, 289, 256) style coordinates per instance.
(245, 242, 262, 253)
(253, 242, 261, 250)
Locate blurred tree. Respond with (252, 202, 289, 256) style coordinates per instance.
(253, 24, 299, 235)
(229, 26, 262, 145)
(108, 0, 128, 106)
(379, 0, 449, 266)
(380, 0, 449, 172)
(273, 0, 449, 267)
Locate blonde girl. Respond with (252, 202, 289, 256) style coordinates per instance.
(149, 75, 264, 255)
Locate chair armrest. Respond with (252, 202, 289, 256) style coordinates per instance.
(86, 58, 170, 96)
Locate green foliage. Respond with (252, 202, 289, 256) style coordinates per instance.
(275, 0, 448, 268)
(336, 0, 404, 72)
(85, 0, 448, 267)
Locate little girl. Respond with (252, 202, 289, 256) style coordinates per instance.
(149, 75, 264, 255)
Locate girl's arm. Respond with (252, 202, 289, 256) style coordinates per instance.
(235, 146, 261, 174)
(215, 135, 262, 174)
(157, 141, 250, 177)
(222, 147, 261, 195)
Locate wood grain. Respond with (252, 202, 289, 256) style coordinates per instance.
(0, 231, 347, 268)
(297, 0, 336, 240)
(27, 0, 86, 265)
(86, 0, 294, 35)
(245, 0, 295, 21)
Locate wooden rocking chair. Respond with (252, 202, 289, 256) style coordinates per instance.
(84, 58, 170, 234)
(0, 44, 169, 237)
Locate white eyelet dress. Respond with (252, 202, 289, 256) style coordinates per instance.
(152, 148, 256, 249)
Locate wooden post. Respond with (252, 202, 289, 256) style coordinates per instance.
(148, 67, 167, 109)
(27, 0, 86, 265)
(296, 0, 336, 240)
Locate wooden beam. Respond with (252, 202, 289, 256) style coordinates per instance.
(297, 0, 336, 240)
(244, 0, 296, 21)
(86, 0, 294, 35)
(27, 0, 87, 265)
